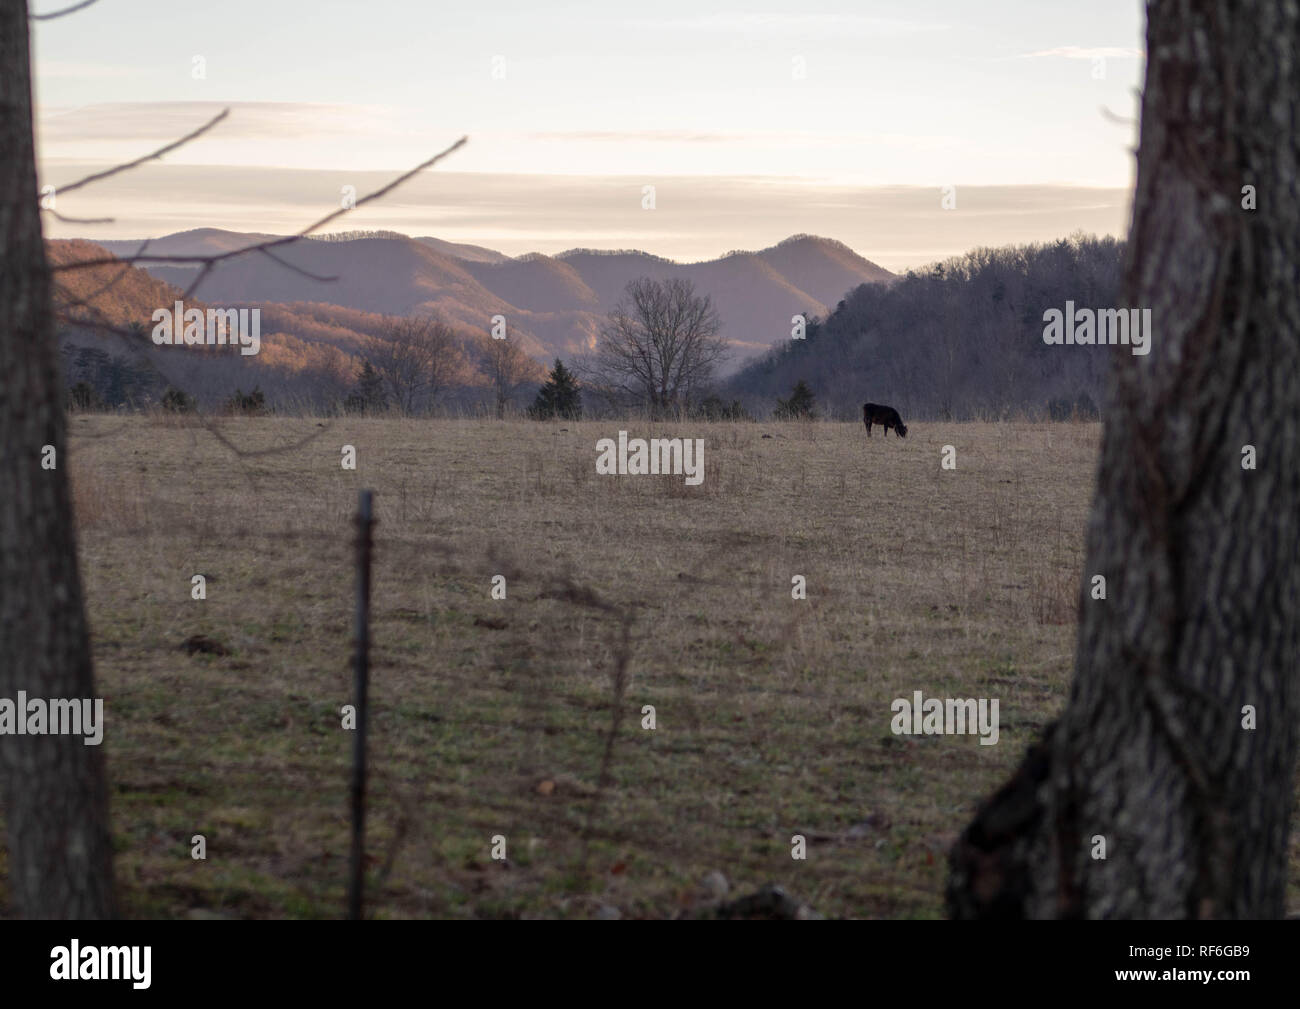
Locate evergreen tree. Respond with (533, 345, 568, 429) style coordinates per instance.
(529, 359, 582, 420)
(775, 379, 816, 420)
(345, 359, 388, 415)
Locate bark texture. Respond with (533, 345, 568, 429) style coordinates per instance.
(0, 0, 115, 917)
(950, 0, 1300, 919)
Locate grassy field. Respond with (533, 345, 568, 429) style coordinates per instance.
(6, 415, 1295, 918)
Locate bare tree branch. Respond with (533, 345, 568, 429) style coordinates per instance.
(51, 237, 150, 313)
(45, 106, 467, 479)
(30, 0, 101, 20)
(53, 135, 469, 274)
(54, 108, 230, 198)
(50, 144, 470, 473)
(47, 209, 114, 224)
(254, 244, 338, 283)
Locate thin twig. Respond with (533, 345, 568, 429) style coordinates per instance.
(50, 126, 466, 468)
(30, 0, 101, 20)
(53, 135, 469, 274)
(51, 238, 148, 313)
(47, 209, 114, 224)
(54, 108, 231, 198)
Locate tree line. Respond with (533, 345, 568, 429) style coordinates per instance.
(64, 236, 1124, 422)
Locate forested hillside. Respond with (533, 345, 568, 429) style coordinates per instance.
(726, 234, 1124, 420)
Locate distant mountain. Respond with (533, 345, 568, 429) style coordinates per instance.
(462, 253, 601, 313)
(95, 228, 508, 265)
(42, 239, 544, 412)
(77, 230, 895, 373)
(413, 236, 510, 263)
(751, 235, 895, 308)
(147, 237, 484, 315)
(93, 227, 285, 261)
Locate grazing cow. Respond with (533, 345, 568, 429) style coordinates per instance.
(863, 402, 907, 438)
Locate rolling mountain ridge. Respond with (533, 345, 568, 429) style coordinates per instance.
(82, 230, 894, 373)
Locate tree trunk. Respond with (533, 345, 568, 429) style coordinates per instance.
(949, 0, 1300, 919)
(0, 0, 115, 917)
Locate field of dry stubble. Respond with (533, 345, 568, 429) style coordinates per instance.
(11, 414, 1245, 918)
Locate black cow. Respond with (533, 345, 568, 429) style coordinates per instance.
(863, 402, 907, 438)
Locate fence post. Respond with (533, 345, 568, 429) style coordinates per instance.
(348, 489, 374, 920)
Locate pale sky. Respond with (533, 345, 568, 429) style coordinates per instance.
(31, 0, 1146, 270)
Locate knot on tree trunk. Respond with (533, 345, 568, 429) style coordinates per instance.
(946, 723, 1058, 920)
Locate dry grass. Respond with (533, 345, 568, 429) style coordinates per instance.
(7, 414, 1294, 918)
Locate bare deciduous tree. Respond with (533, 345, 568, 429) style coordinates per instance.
(592, 277, 726, 417)
(367, 314, 464, 415)
(948, 0, 1300, 919)
(477, 335, 537, 418)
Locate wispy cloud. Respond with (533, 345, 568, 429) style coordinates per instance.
(630, 12, 950, 37)
(531, 131, 736, 144)
(39, 162, 1130, 274)
(1014, 46, 1143, 60)
(38, 101, 401, 143)
(529, 129, 957, 152)
(36, 60, 150, 79)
